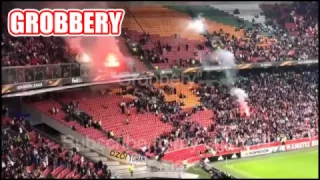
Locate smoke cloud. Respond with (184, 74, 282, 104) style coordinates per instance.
(202, 49, 237, 85)
(230, 87, 248, 104)
(230, 87, 250, 117)
(203, 48, 250, 116)
(214, 49, 237, 85)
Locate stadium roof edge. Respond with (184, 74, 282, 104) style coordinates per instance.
(1, 76, 151, 98)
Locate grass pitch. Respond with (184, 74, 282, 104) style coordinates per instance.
(188, 147, 318, 179)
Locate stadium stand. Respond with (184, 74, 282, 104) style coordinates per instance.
(1, 15, 148, 73)
(1, 16, 77, 67)
(124, 6, 206, 41)
(25, 66, 318, 164)
(2, 111, 112, 179)
(121, 2, 318, 68)
(1, 1, 319, 179)
(29, 99, 136, 155)
(122, 7, 210, 69)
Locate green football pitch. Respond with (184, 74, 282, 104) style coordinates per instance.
(187, 147, 318, 179)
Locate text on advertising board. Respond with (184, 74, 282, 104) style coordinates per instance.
(71, 77, 83, 84)
(241, 148, 272, 158)
(17, 82, 43, 90)
(285, 142, 310, 150)
(109, 150, 128, 161)
(312, 140, 318, 146)
(129, 155, 146, 162)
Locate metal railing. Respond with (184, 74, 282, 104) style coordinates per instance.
(1, 63, 91, 85)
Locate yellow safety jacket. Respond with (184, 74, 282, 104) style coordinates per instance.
(129, 165, 134, 172)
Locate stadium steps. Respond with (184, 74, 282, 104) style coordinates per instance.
(29, 96, 210, 177)
(82, 152, 100, 157)
(112, 166, 148, 176)
(33, 131, 120, 166)
(154, 82, 200, 109)
(58, 135, 121, 166)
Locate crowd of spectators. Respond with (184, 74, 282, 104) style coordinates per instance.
(2, 110, 112, 179)
(2, 16, 77, 67)
(1, 2, 318, 70)
(1, 2, 318, 179)
(142, 36, 203, 69)
(52, 100, 106, 135)
(221, 1, 318, 63)
(129, 1, 318, 69)
(119, 67, 318, 158)
(2, 2, 317, 76)
(201, 68, 318, 149)
(1, 15, 83, 85)
(216, 1, 318, 63)
(4, 67, 317, 178)
(113, 83, 187, 158)
(257, 1, 318, 60)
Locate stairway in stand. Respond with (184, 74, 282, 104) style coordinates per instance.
(154, 82, 200, 109)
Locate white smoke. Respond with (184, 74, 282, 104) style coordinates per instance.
(204, 48, 250, 116)
(214, 49, 237, 85)
(230, 87, 250, 116)
(203, 49, 237, 85)
(187, 14, 206, 34)
(214, 49, 236, 68)
(230, 87, 248, 103)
